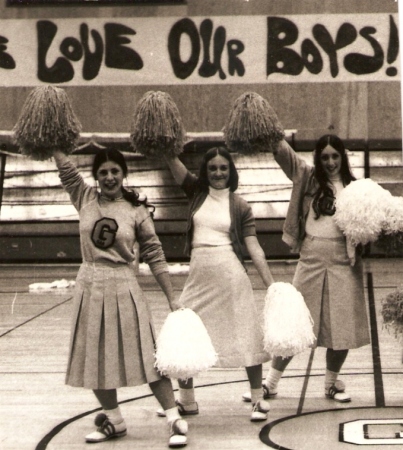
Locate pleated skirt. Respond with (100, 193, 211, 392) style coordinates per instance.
(179, 245, 270, 368)
(293, 235, 370, 350)
(65, 261, 161, 389)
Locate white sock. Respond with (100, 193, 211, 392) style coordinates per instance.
(265, 367, 282, 393)
(179, 387, 196, 404)
(251, 388, 263, 405)
(104, 406, 123, 424)
(104, 407, 126, 432)
(165, 406, 181, 424)
(325, 369, 338, 390)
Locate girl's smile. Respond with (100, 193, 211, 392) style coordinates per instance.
(96, 161, 124, 199)
(207, 155, 230, 190)
(320, 145, 342, 178)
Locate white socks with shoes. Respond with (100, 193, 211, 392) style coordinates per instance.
(165, 406, 182, 424)
(166, 407, 188, 448)
(85, 406, 126, 443)
(264, 367, 282, 395)
(325, 369, 338, 391)
(250, 388, 270, 422)
(179, 387, 196, 405)
(324, 369, 351, 402)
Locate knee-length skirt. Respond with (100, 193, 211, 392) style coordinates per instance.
(65, 261, 161, 389)
(293, 235, 370, 350)
(179, 245, 270, 368)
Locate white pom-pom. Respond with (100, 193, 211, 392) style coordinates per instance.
(264, 282, 316, 358)
(334, 178, 393, 246)
(383, 196, 403, 235)
(155, 308, 218, 379)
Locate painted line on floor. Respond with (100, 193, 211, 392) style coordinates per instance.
(0, 297, 73, 338)
(367, 271, 385, 407)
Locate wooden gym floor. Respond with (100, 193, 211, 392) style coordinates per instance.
(1, 258, 403, 450)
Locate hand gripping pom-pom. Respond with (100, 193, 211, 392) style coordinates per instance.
(224, 92, 285, 154)
(13, 86, 82, 161)
(130, 91, 186, 158)
(334, 178, 393, 246)
(383, 196, 403, 235)
(264, 282, 316, 358)
(155, 308, 218, 380)
(376, 196, 403, 255)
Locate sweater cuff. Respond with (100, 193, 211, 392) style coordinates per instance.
(242, 225, 257, 237)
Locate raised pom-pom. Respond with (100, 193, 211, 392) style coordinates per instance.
(130, 91, 186, 158)
(381, 288, 403, 340)
(334, 178, 393, 246)
(224, 92, 285, 154)
(155, 308, 218, 380)
(13, 86, 82, 160)
(264, 282, 316, 358)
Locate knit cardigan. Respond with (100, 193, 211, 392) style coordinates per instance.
(181, 171, 256, 265)
(273, 140, 318, 253)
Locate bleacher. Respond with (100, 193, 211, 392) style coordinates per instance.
(0, 131, 401, 262)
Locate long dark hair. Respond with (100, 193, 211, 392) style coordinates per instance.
(92, 148, 155, 216)
(312, 134, 356, 219)
(198, 147, 239, 192)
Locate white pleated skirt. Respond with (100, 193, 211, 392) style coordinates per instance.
(65, 261, 161, 389)
(179, 245, 270, 368)
(293, 235, 370, 350)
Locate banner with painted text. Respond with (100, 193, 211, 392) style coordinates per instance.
(0, 14, 399, 86)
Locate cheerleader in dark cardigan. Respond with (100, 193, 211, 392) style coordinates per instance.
(51, 148, 189, 448)
(159, 146, 275, 421)
(243, 135, 370, 404)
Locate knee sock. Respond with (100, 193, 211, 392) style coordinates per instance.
(325, 369, 338, 390)
(179, 387, 196, 405)
(264, 367, 282, 393)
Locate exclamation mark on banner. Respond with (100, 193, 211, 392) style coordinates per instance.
(386, 14, 399, 76)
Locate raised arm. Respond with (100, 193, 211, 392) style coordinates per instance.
(52, 148, 71, 168)
(51, 149, 91, 211)
(244, 236, 275, 289)
(273, 139, 311, 183)
(164, 154, 188, 186)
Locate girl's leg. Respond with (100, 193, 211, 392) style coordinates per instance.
(85, 389, 126, 443)
(93, 388, 119, 410)
(178, 378, 196, 404)
(173, 377, 199, 414)
(245, 364, 262, 390)
(149, 377, 188, 447)
(247, 356, 293, 398)
(178, 378, 193, 389)
(326, 348, 349, 373)
(243, 355, 293, 402)
(245, 364, 270, 422)
(150, 377, 177, 411)
(325, 348, 351, 402)
(264, 355, 293, 395)
(156, 377, 198, 417)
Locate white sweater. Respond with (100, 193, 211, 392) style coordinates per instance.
(192, 187, 232, 248)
